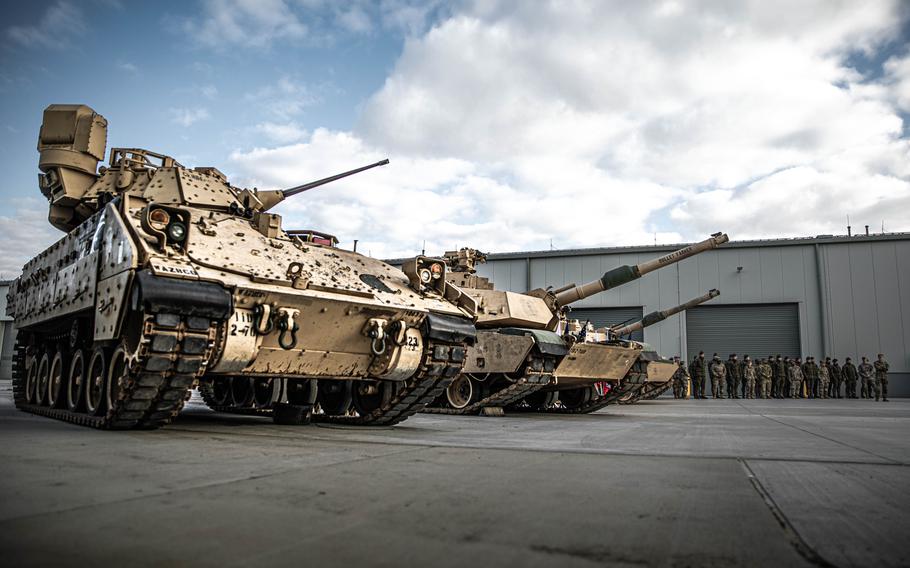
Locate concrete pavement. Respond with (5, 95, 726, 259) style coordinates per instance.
(1, 386, 907, 567)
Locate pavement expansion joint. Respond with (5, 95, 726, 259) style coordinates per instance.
(739, 458, 837, 568)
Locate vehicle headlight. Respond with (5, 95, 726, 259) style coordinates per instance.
(167, 222, 187, 242)
(149, 208, 170, 231)
(430, 262, 443, 279)
(418, 268, 432, 284)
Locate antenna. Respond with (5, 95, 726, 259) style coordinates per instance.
(421, 240, 425, 256)
(847, 214, 851, 237)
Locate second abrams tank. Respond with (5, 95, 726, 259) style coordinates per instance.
(7, 104, 477, 430)
(424, 234, 728, 414)
(531, 289, 721, 412)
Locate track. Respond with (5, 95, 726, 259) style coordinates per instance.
(618, 380, 672, 404)
(511, 362, 651, 414)
(13, 313, 216, 430)
(421, 353, 558, 415)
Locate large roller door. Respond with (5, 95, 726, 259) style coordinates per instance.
(565, 307, 644, 341)
(685, 303, 800, 360)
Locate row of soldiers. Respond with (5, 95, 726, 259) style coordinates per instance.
(671, 352, 891, 401)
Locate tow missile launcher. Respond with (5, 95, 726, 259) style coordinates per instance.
(537, 289, 720, 412)
(426, 234, 729, 414)
(7, 104, 477, 430)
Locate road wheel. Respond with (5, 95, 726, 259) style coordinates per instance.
(230, 377, 255, 408)
(558, 386, 593, 410)
(48, 348, 67, 408)
(318, 380, 352, 415)
(352, 380, 399, 416)
(85, 347, 108, 416)
(286, 379, 317, 406)
(253, 378, 282, 409)
(36, 352, 51, 406)
(66, 349, 86, 411)
(445, 374, 474, 409)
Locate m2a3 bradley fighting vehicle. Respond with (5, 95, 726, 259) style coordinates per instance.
(423, 234, 728, 415)
(6, 104, 477, 430)
(544, 288, 721, 411)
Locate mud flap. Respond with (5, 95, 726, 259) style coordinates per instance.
(500, 328, 568, 357)
(132, 269, 232, 318)
(423, 312, 477, 345)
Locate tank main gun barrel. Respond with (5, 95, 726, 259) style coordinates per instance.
(610, 289, 720, 336)
(554, 232, 729, 306)
(251, 159, 390, 211)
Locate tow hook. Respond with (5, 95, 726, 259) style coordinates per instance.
(253, 304, 273, 335)
(364, 318, 388, 356)
(276, 307, 300, 350)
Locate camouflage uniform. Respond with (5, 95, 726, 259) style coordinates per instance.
(818, 364, 830, 399)
(710, 358, 726, 399)
(725, 355, 741, 399)
(775, 356, 787, 398)
(830, 360, 843, 399)
(740, 355, 750, 398)
(690, 354, 707, 399)
(743, 361, 756, 399)
(803, 358, 819, 398)
(788, 362, 803, 398)
(672, 361, 690, 399)
(758, 360, 773, 399)
(873, 356, 890, 402)
(858, 360, 874, 399)
(842, 360, 858, 398)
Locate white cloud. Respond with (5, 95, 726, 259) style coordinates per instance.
(0, 199, 62, 278)
(337, 5, 373, 34)
(169, 107, 210, 127)
(5, 1, 86, 50)
(179, 0, 308, 50)
(884, 53, 910, 113)
(255, 122, 308, 143)
(118, 62, 138, 73)
(244, 76, 321, 120)
(347, 0, 909, 246)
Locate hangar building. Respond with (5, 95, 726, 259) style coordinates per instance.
(469, 233, 909, 396)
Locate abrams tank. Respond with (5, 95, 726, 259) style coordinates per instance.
(425, 234, 728, 414)
(6, 104, 476, 430)
(540, 289, 721, 412)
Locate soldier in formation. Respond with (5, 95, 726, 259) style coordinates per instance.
(858, 357, 875, 399)
(672, 357, 690, 399)
(743, 358, 757, 398)
(710, 354, 726, 398)
(788, 358, 804, 398)
(874, 354, 890, 402)
(843, 357, 858, 398)
(830, 358, 843, 398)
(690, 352, 707, 399)
(675, 352, 892, 402)
(818, 361, 830, 399)
(758, 358, 773, 399)
(725, 354, 741, 399)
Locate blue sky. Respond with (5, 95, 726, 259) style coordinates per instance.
(1, 0, 908, 276)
